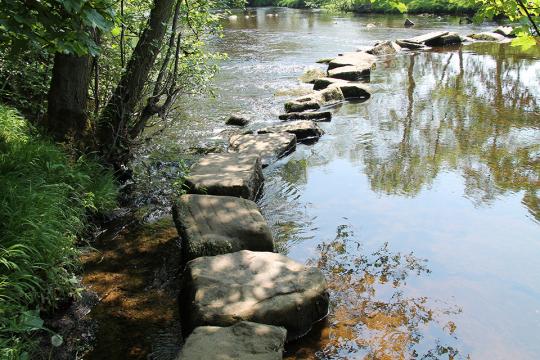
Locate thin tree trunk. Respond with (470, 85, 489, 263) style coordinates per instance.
(96, 0, 176, 165)
(45, 53, 92, 142)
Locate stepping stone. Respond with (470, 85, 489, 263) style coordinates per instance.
(229, 132, 296, 167)
(172, 194, 274, 262)
(338, 83, 371, 100)
(469, 32, 506, 42)
(181, 250, 329, 341)
(284, 86, 343, 113)
(313, 77, 347, 91)
(368, 41, 401, 56)
(258, 120, 324, 143)
(185, 153, 263, 200)
(279, 111, 332, 122)
(284, 97, 321, 113)
(425, 32, 462, 46)
(327, 52, 376, 70)
(396, 39, 429, 50)
(329, 65, 371, 81)
(404, 18, 415, 27)
(177, 322, 286, 360)
(405, 31, 449, 44)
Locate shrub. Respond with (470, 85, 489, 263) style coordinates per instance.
(0, 105, 117, 359)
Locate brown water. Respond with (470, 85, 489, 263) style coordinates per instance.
(109, 7, 540, 360)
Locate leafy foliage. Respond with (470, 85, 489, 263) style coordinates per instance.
(0, 0, 115, 56)
(0, 105, 117, 359)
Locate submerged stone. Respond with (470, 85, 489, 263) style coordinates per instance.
(177, 321, 286, 360)
(185, 153, 263, 200)
(181, 250, 329, 341)
(229, 132, 296, 167)
(226, 114, 250, 127)
(278, 111, 332, 122)
(258, 120, 324, 143)
(172, 194, 274, 262)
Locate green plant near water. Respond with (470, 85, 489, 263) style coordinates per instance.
(0, 105, 117, 359)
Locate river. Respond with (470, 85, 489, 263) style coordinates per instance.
(90, 7, 540, 360)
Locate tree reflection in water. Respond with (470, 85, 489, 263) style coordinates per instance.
(286, 224, 465, 360)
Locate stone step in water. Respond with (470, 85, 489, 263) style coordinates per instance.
(229, 132, 296, 167)
(172, 194, 274, 262)
(278, 111, 332, 122)
(185, 153, 263, 200)
(328, 65, 371, 81)
(257, 120, 324, 144)
(181, 250, 329, 341)
(176, 322, 286, 360)
(327, 51, 376, 70)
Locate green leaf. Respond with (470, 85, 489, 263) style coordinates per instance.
(61, 0, 86, 13)
(511, 33, 538, 50)
(111, 26, 122, 36)
(82, 9, 111, 30)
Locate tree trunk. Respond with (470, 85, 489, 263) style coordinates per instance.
(45, 53, 91, 142)
(96, 0, 176, 166)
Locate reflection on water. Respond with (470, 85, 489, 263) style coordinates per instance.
(143, 7, 540, 360)
(286, 224, 464, 359)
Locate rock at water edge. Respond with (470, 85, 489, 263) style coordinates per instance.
(172, 194, 274, 262)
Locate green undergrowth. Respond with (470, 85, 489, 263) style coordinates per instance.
(0, 105, 117, 359)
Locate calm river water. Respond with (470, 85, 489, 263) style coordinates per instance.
(146, 7, 540, 360)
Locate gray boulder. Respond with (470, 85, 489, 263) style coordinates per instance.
(328, 65, 371, 81)
(177, 322, 286, 360)
(181, 250, 329, 341)
(328, 52, 376, 70)
(186, 153, 263, 200)
(229, 132, 296, 167)
(258, 120, 324, 143)
(226, 114, 250, 127)
(396, 39, 429, 50)
(279, 111, 332, 122)
(173, 194, 274, 262)
(368, 41, 401, 56)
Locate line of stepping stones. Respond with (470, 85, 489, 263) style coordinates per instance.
(174, 25, 515, 359)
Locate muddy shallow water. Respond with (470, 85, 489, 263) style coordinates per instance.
(87, 7, 540, 360)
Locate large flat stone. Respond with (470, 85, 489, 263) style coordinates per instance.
(327, 52, 376, 70)
(182, 250, 329, 341)
(257, 120, 324, 143)
(186, 153, 263, 200)
(328, 65, 371, 81)
(172, 194, 274, 262)
(337, 83, 371, 100)
(229, 133, 296, 167)
(405, 31, 449, 44)
(425, 32, 462, 46)
(177, 322, 286, 360)
(284, 86, 343, 113)
(313, 77, 347, 91)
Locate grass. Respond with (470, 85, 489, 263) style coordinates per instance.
(0, 104, 117, 359)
